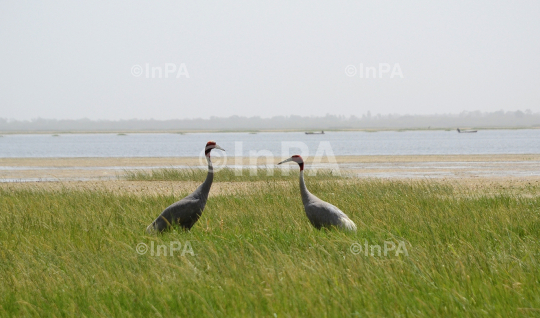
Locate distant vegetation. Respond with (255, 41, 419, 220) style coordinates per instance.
(1, 110, 539, 132)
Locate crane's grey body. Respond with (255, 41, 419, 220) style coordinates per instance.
(279, 155, 357, 231)
(147, 142, 223, 233)
(147, 166, 212, 232)
(299, 171, 357, 231)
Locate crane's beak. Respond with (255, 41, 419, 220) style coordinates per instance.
(277, 157, 293, 165)
(214, 144, 225, 151)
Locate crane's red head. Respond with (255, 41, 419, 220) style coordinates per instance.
(205, 141, 225, 156)
(278, 155, 304, 170)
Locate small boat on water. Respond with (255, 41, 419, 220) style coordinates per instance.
(457, 128, 477, 133)
(305, 130, 325, 135)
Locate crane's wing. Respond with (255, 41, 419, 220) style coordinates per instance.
(147, 197, 202, 233)
(304, 199, 356, 230)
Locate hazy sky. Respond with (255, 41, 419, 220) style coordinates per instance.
(1, 1, 539, 120)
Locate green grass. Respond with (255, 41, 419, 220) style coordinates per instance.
(1, 177, 539, 317)
(121, 167, 344, 182)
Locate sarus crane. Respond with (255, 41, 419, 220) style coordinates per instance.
(278, 155, 357, 231)
(146, 141, 225, 233)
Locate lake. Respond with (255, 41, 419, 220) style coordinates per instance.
(0, 130, 539, 158)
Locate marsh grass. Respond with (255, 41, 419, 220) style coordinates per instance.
(121, 167, 344, 182)
(1, 177, 539, 317)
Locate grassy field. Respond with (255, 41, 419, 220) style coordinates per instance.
(121, 167, 343, 182)
(1, 171, 540, 317)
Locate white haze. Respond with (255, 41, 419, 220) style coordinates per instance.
(0, 1, 539, 121)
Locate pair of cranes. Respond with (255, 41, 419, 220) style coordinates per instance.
(146, 141, 357, 233)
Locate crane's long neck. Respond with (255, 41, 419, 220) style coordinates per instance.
(201, 155, 214, 195)
(299, 170, 311, 205)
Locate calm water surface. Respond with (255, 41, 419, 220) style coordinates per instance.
(0, 130, 539, 158)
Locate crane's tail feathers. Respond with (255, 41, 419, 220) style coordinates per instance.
(146, 223, 157, 234)
(146, 216, 174, 234)
(340, 218, 357, 231)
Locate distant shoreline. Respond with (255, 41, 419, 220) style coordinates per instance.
(2, 154, 540, 182)
(1, 127, 539, 135)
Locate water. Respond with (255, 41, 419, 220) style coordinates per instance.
(0, 130, 539, 158)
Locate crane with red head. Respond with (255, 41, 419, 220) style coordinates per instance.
(147, 141, 225, 233)
(278, 155, 357, 231)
